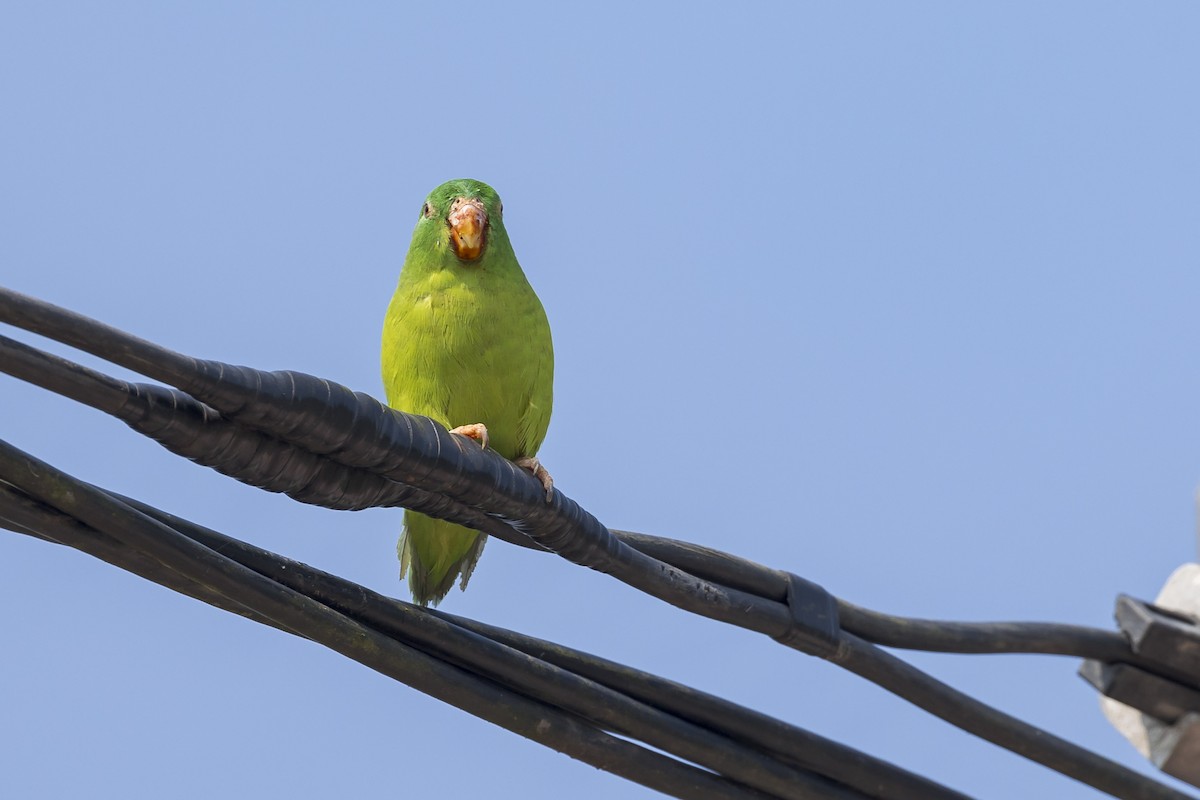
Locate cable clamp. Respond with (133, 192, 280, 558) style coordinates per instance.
(773, 572, 842, 658)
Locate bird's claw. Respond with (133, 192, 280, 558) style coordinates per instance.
(515, 456, 554, 502)
(450, 423, 489, 450)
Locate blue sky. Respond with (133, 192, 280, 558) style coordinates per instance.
(2, 3, 1199, 798)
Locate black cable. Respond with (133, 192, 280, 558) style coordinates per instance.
(833, 636, 1190, 800)
(0, 290, 1043, 658)
(616, 527, 1195, 680)
(1, 485, 974, 800)
(839, 605, 1134, 661)
(114, 497, 968, 800)
(0, 322, 1163, 676)
(121, 518, 862, 800)
(0, 314, 1159, 669)
(2, 285, 1195, 800)
(0, 295, 821, 649)
(0, 440, 785, 800)
(7, 441, 998, 800)
(617, 529, 1138, 657)
(428, 610, 972, 800)
(0, 332, 542, 549)
(0, 484, 288, 631)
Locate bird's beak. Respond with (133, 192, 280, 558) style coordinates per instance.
(448, 197, 487, 261)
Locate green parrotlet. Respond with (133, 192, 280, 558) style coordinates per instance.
(381, 179, 554, 606)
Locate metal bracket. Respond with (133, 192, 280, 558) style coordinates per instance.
(1116, 594, 1200, 682)
(1087, 567, 1200, 789)
(1080, 660, 1200, 723)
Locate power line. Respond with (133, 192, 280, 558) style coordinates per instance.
(2, 285, 1196, 799)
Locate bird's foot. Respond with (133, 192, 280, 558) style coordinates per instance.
(515, 456, 554, 502)
(450, 423, 489, 450)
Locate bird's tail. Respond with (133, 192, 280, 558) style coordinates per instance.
(398, 510, 487, 607)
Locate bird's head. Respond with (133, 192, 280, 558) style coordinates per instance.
(412, 179, 507, 266)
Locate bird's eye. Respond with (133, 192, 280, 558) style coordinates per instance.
(497, 201, 503, 218)
(420, 202, 434, 219)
